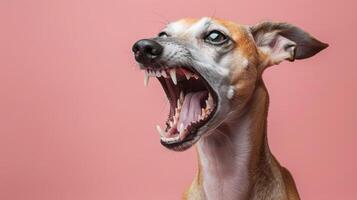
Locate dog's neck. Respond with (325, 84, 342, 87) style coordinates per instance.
(195, 82, 278, 200)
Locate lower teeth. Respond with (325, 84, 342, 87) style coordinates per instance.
(157, 92, 214, 141)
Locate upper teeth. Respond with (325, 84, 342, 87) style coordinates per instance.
(144, 70, 149, 87)
(142, 68, 198, 86)
(169, 69, 177, 85)
(162, 70, 168, 78)
(207, 93, 214, 108)
(182, 69, 192, 80)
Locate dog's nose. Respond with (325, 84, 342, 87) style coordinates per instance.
(132, 39, 163, 65)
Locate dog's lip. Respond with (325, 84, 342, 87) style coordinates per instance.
(160, 134, 199, 151)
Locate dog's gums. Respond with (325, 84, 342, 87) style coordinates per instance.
(142, 67, 217, 150)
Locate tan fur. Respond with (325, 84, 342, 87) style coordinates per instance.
(133, 15, 326, 199)
(178, 18, 301, 200)
(184, 83, 300, 200)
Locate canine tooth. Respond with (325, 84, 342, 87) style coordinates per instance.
(162, 70, 168, 78)
(156, 125, 165, 137)
(144, 70, 150, 87)
(169, 69, 177, 85)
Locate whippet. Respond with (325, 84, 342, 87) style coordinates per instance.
(132, 17, 328, 200)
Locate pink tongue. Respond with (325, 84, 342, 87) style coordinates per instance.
(178, 91, 207, 129)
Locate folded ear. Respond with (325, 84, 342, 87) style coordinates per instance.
(251, 22, 328, 66)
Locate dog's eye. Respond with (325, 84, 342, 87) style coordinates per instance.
(158, 32, 169, 38)
(205, 30, 228, 45)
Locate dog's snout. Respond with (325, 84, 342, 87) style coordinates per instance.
(132, 39, 163, 65)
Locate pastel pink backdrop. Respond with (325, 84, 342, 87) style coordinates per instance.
(0, 0, 356, 199)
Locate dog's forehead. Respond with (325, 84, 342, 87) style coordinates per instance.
(165, 17, 249, 40)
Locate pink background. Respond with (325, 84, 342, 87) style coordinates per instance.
(0, 0, 356, 199)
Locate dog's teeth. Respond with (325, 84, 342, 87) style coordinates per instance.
(176, 108, 180, 115)
(183, 70, 192, 80)
(180, 91, 184, 103)
(161, 135, 180, 143)
(208, 93, 214, 107)
(177, 100, 181, 110)
(156, 125, 165, 137)
(156, 71, 161, 77)
(201, 108, 206, 117)
(162, 70, 168, 78)
(144, 70, 150, 87)
(193, 74, 199, 79)
(169, 69, 177, 85)
(169, 121, 174, 127)
(150, 70, 156, 77)
(173, 115, 178, 124)
(179, 124, 187, 140)
(179, 123, 184, 133)
(208, 93, 213, 102)
(175, 109, 180, 118)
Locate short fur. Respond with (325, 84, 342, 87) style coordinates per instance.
(133, 17, 328, 200)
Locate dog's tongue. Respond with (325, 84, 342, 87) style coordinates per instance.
(178, 91, 207, 129)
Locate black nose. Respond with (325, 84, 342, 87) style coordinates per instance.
(132, 39, 163, 65)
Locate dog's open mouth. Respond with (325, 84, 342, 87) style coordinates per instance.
(142, 66, 218, 150)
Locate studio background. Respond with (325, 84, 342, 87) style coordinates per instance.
(0, 0, 356, 199)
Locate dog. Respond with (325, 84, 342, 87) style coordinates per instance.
(132, 17, 328, 200)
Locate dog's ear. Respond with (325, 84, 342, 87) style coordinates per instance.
(250, 22, 328, 66)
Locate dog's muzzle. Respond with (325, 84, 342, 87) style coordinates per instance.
(132, 39, 163, 65)
(132, 38, 219, 151)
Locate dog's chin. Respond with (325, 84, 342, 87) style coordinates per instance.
(140, 64, 218, 151)
(160, 134, 200, 151)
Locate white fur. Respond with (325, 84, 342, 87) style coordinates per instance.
(227, 86, 235, 99)
(197, 115, 252, 200)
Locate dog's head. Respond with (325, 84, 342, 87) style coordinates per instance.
(132, 17, 328, 151)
